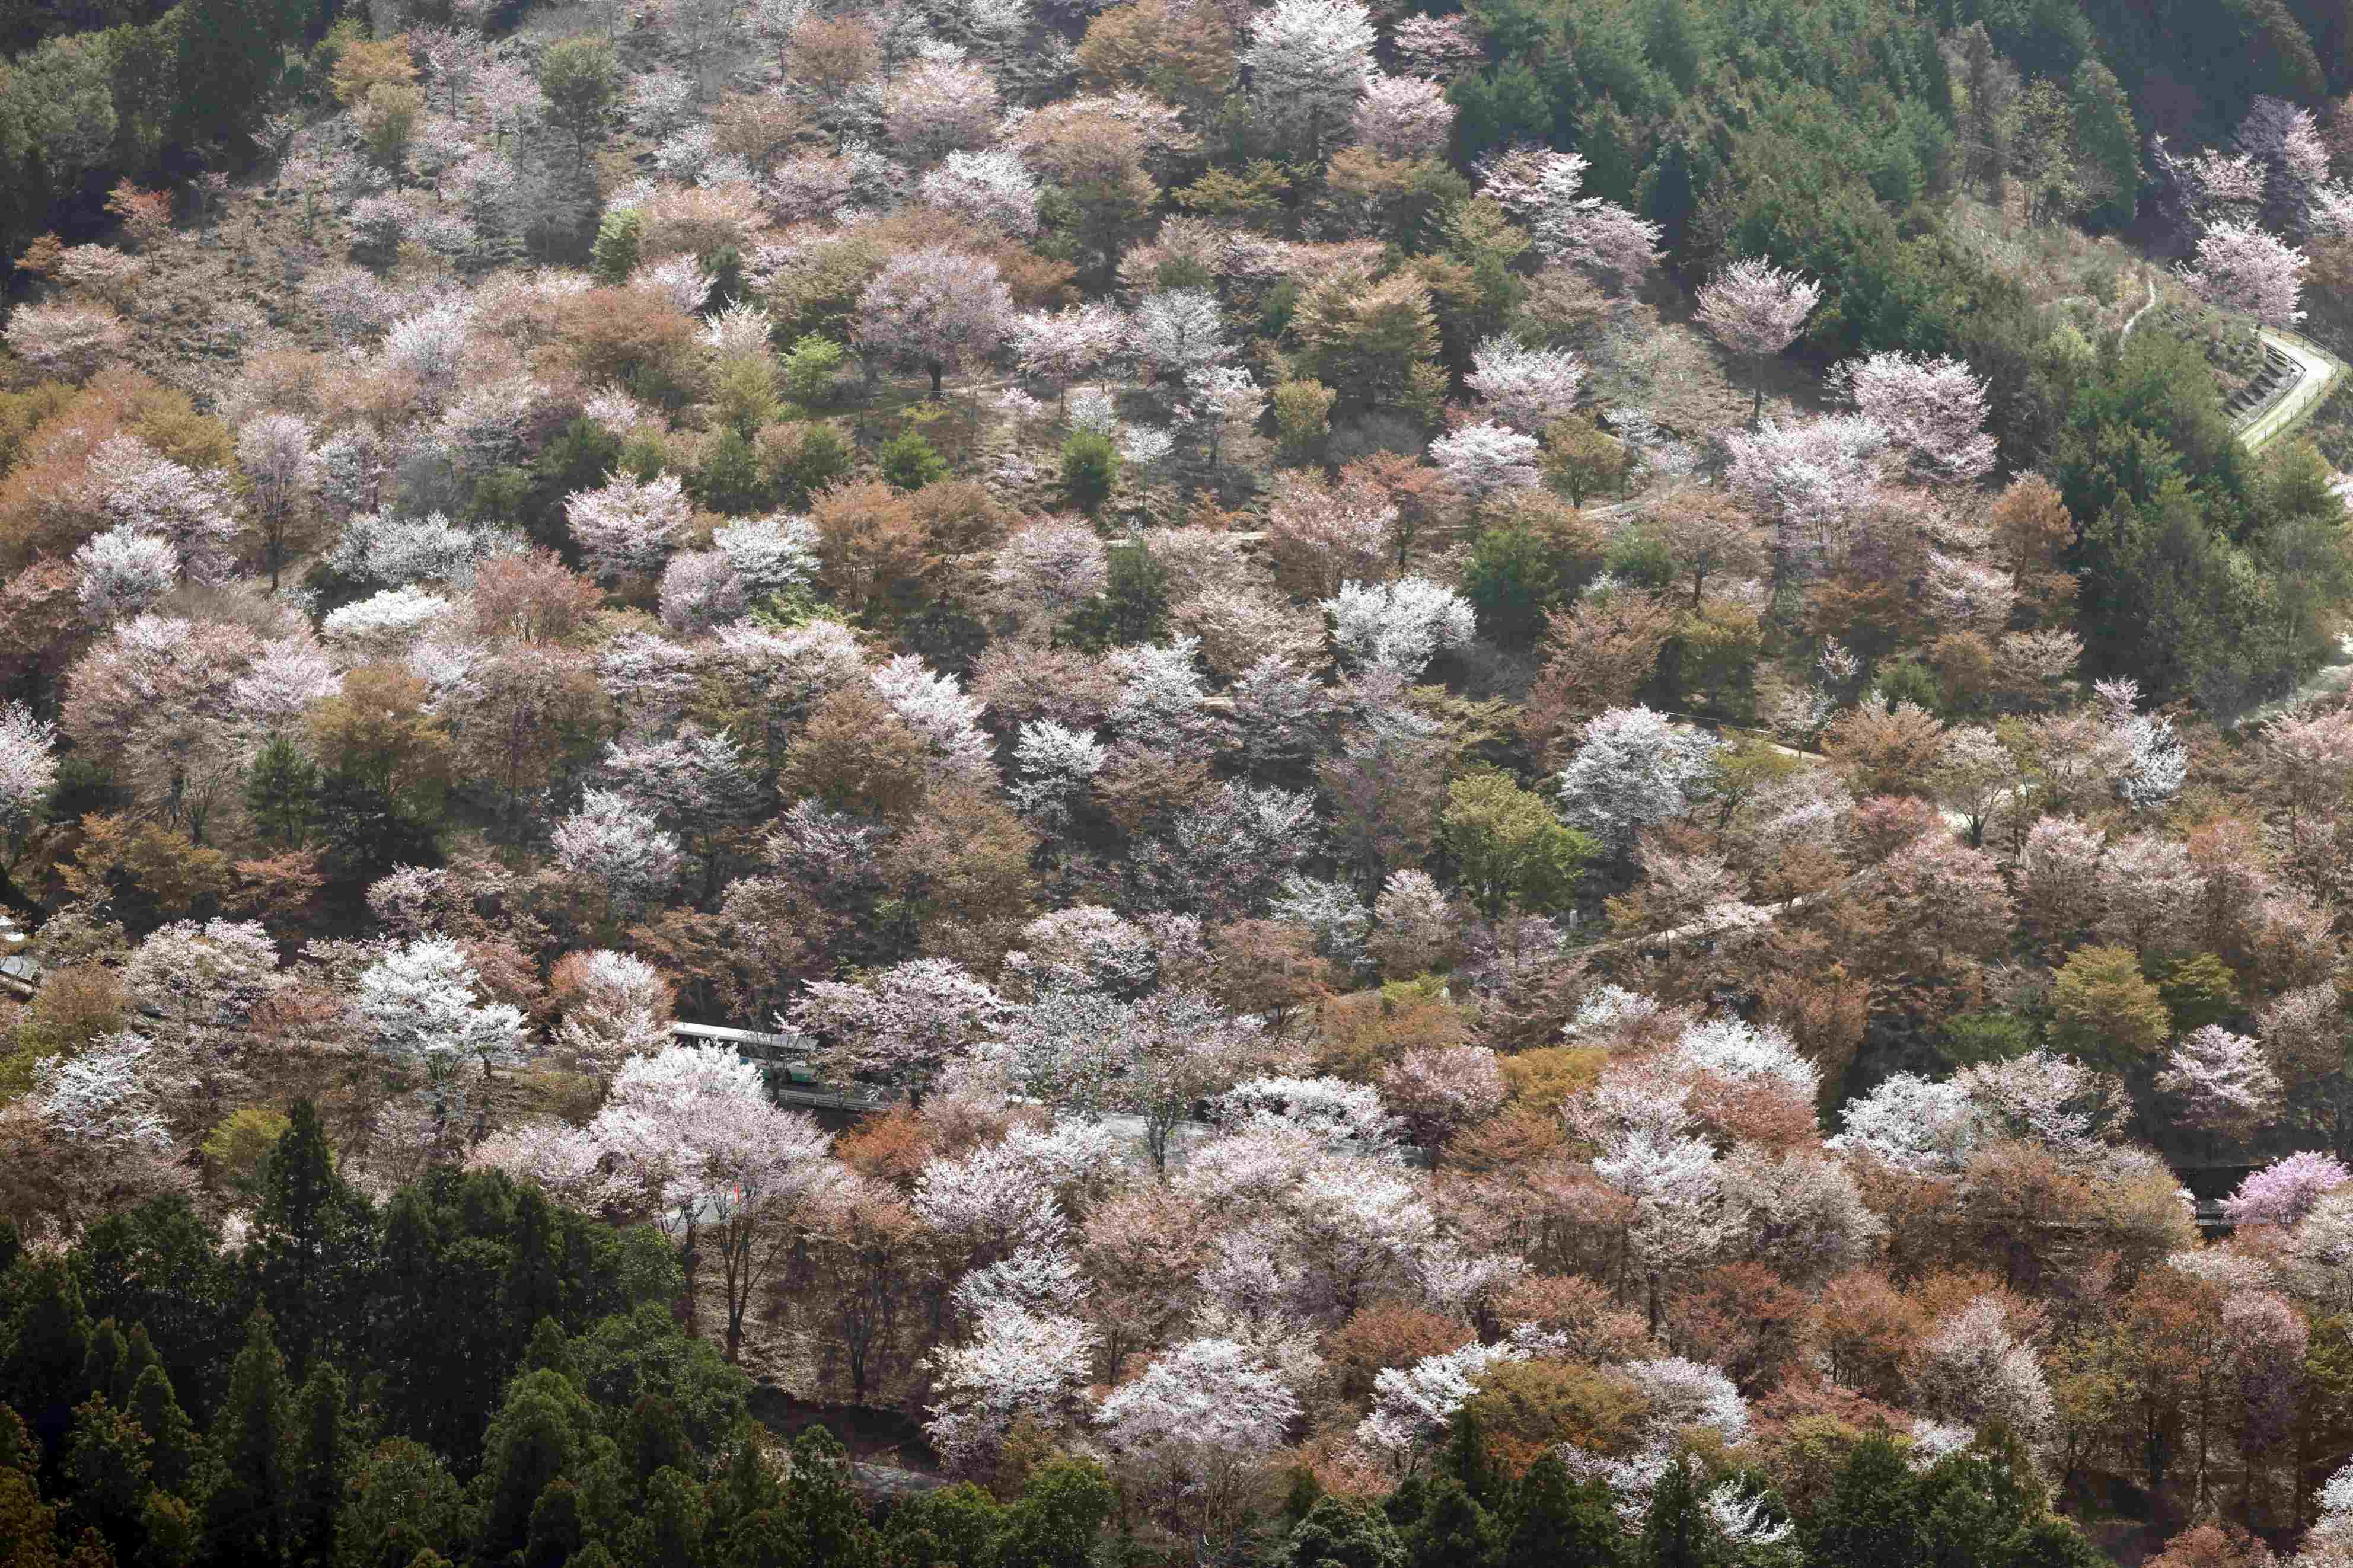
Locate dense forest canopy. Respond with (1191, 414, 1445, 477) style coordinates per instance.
(17, 0, 2353, 1564)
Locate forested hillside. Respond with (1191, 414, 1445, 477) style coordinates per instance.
(13, 0, 2353, 1564)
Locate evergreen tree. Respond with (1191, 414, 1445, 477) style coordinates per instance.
(1501, 1454, 1622, 1568)
(1404, 1478, 1501, 1568)
(288, 1364, 352, 1568)
(251, 1102, 375, 1377)
(126, 1366, 196, 1499)
(62, 1396, 150, 1554)
(620, 1468, 707, 1568)
(203, 1310, 292, 1567)
(74, 1199, 242, 1423)
(1284, 1497, 1407, 1568)
(523, 1478, 586, 1568)
(1806, 1436, 1922, 1568)
(5, 1255, 93, 1467)
(1639, 1456, 1715, 1568)
(628, 1397, 691, 1496)
(996, 1457, 1114, 1568)
(505, 1189, 565, 1365)
(79, 1320, 127, 1410)
(521, 1318, 578, 1384)
(245, 734, 319, 848)
(477, 1369, 610, 1563)
(774, 1427, 879, 1568)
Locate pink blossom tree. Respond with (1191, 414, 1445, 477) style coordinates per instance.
(881, 59, 1002, 162)
(925, 1304, 1097, 1472)
(856, 248, 1015, 398)
(787, 957, 1011, 1103)
(1694, 258, 1820, 421)
(2179, 220, 2307, 327)
(1243, 0, 1376, 158)
(1351, 72, 1453, 160)
(551, 788, 684, 914)
(2224, 1151, 2352, 1227)
(1428, 420, 1542, 502)
(2, 300, 130, 382)
(1098, 1339, 1301, 1549)
(1835, 351, 1998, 487)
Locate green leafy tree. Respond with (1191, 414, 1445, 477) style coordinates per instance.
(126, 1366, 195, 1499)
(1639, 1456, 1716, 1568)
(1806, 1436, 1922, 1568)
(1284, 1497, 1407, 1568)
(4, 1255, 91, 1462)
(996, 1457, 1114, 1568)
(289, 1364, 354, 1568)
(538, 37, 620, 167)
(1440, 770, 1595, 916)
(878, 431, 948, 491)
(2049, 945, 2170, 1072)
(591, 208, 644, 285)
(1060, 430, 1120, 515)
(62, 1397, 149, 1554)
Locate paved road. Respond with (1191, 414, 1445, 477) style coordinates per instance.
(2243, 327, 2343, 452)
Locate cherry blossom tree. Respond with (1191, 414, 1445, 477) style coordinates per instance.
(355, 936, 530, 1135)
(2, 299, 130, 382)
(30, 1032, 173, 1154)
(1554, 705, 1723, 852)
(1012, 720, 1108, 829)
(991, 517, 1109, 632)
(72, 526, 179, 619)
(2157, 1026, 2282, 1137)
(1464, 336, 1587, 431)
(1244, 0, 1376, 158)
(713, 513, 820, 599)
(0, 701, 59, 890)
(1480, 146, 1660, 289)
(2224, 1151, 2352, 1227)
(2179, 220, 2307, 327)
(602, 724, 763, 899)
(1099, 1339, 1301, 1547)
(1721, 414, 1889, 577)
(788, 958, 1010, 1102)
(1911, 1297, 2054, 1441)
(566, 471, 690, 580)
(1011, 302, 1130, 405)
(553, 788, 684, 914)
(920, 146, 1042, 237)
(1835, 351, 1997, 487)
(881, 59, 1001, 162)
(1322, 577, 1476, 677)
(1694, 258, 1821, 420)
(237, 411, 321, 591)
(856, 248, 1016, 398)
(550, 948, 675, 1076)
(1134, 289, 1230, 387)
(85, 435, 245, 585)
(926, 1304, 1098, 1471)
(1351, 71, 1453, 159)
(1428, 420, 1542, 503)
(1380, 1045, 1504, 1152)
(872, 654, 994, 780)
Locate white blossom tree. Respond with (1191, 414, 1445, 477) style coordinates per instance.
(1133, 289, 1230, 387)
(355, 937, 530, 1134)
(566, 471, 690, 580)
(1321, 577, 1477, 678)
(2157, 1025, 2282, 1137)
(713, 513, 820, 598)
(920, 146, 1042, 237)
(1098, 1339, 1301, 1548)
(72, 526, 180, 619)
(1555, 706, 1723, 852)
(1694, 258, 1820, 421)
(1351, 71, 1453, 159)
(1464, 336, 1587, 432)
(1428, 421, 1542, 502)
(925, 1304, 1098, 1472)
(553, 788, 684, 914)
(1835, 351, 1997, 487)
(1012, 720, 1108, 829)
(1243, 0, 1376, 158)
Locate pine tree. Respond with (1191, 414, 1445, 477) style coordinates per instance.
(288, 1364, 352, 1568)
(477, 1369, 608, 1562)
(1404, 1479, 1500, 1568)
(62, 1397, 151, 1553)
(119, 1328, 159, 1405)
(203, 1311, 292, 1566)
(1806, 1436, 1923, 1568)
(1283, 1497, 1407, 1568)
(505, 1189, 565, 1365)
(621, 1468, 707, 1568)
(524, 1478, 586, 1568)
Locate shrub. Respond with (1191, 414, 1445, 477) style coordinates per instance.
(879, 430, 949, 491)
(1060, 429, 1120, 514)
